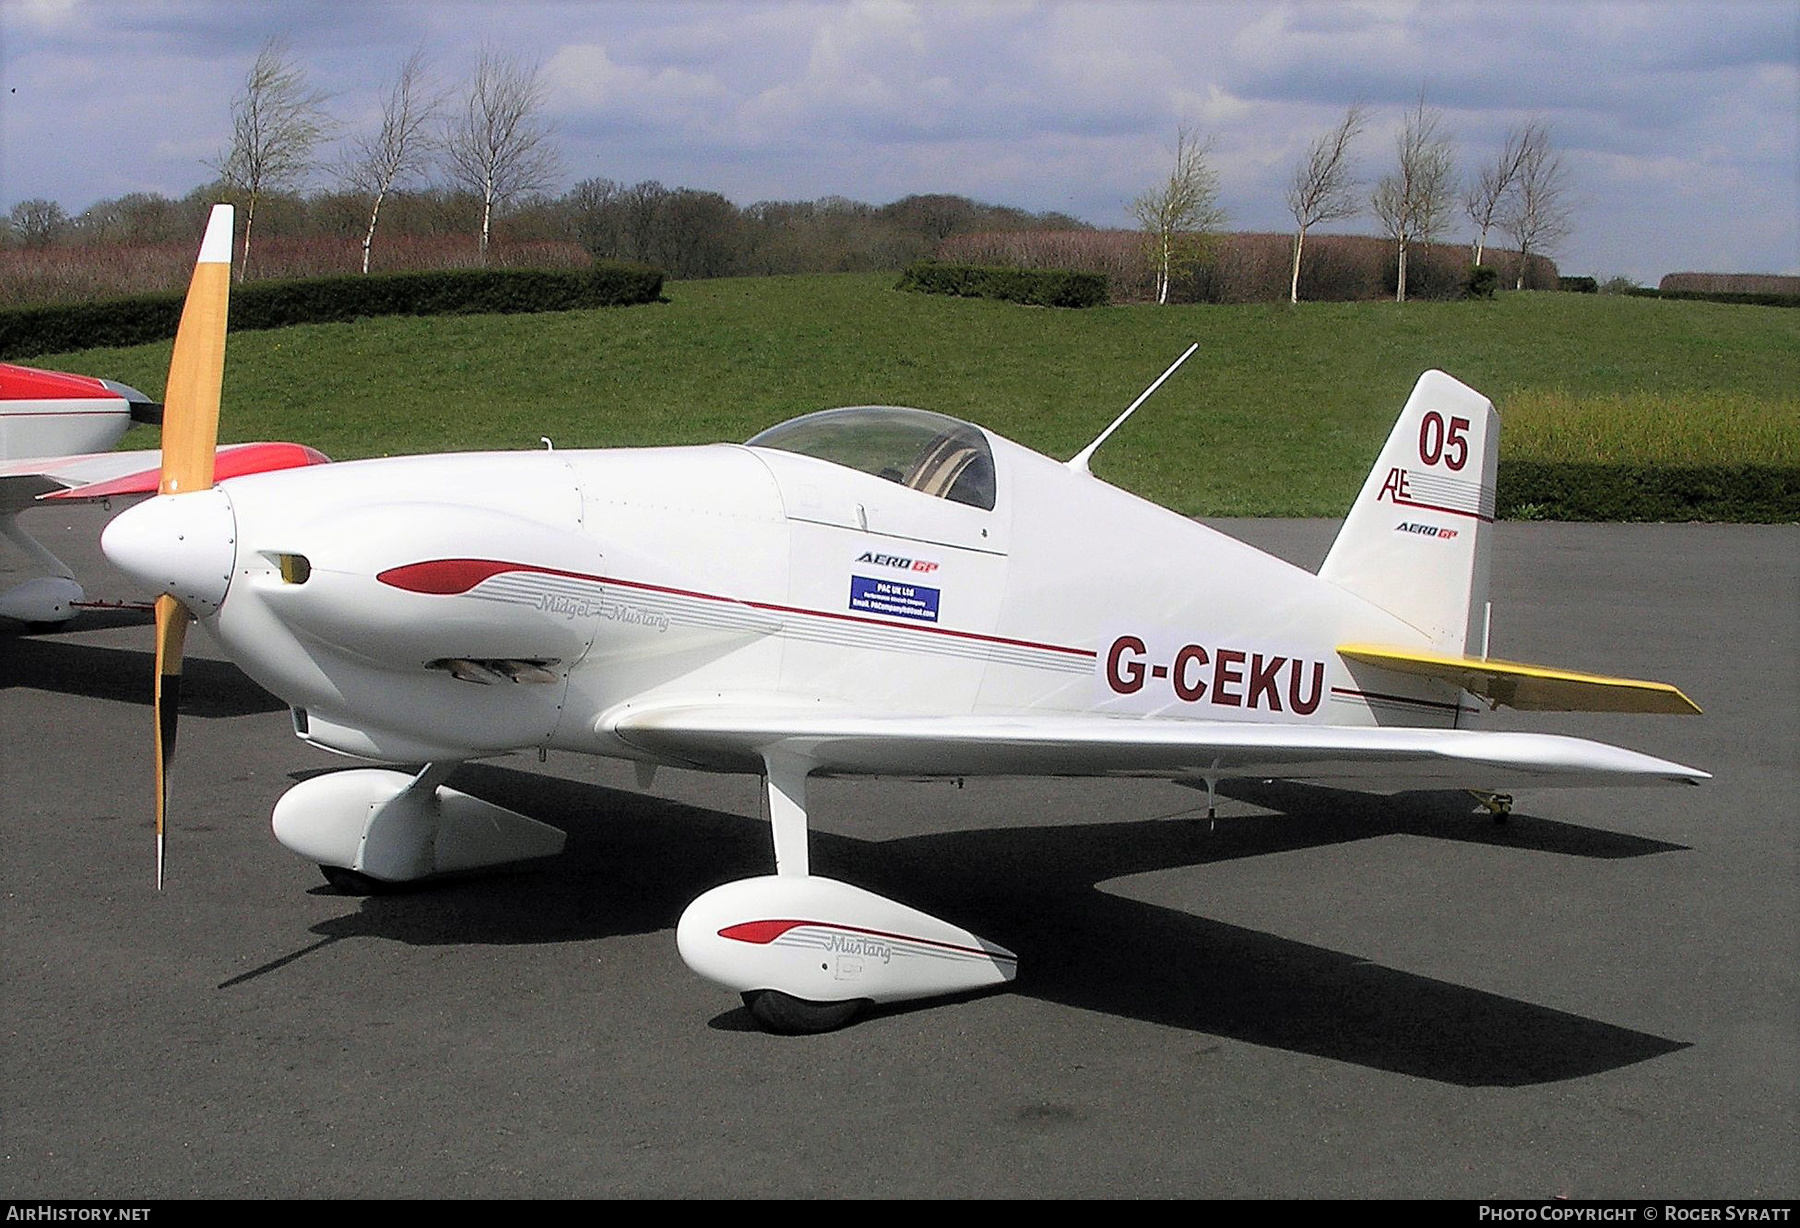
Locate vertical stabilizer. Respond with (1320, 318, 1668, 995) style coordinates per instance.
(1318, 371, 1498, 653)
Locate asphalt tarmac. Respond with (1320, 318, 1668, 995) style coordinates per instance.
(2, 506, 1794, 1199)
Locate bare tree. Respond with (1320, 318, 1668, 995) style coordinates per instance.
(442, 47, 560, 263)
(343, 49, 440, 273)
(1501, 125, 1573, 289)
(652, 189, 743, 279)
(1285, 103, 1366, 304)
(212, 38, 334, 281)
(622, 180, 674, 263)
(73, 192, 187, 245)
(567, 177, 625, 258)
(1465, 120, 1539, 267)
(1131, 126, 1225, 304)
(7, 198, 70, 247)
(1371, 95, 1455, 302)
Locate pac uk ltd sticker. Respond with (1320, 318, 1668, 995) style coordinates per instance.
(850, 574, 940, 622)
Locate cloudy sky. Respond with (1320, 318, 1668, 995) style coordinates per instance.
(2, 0, 1795, 282)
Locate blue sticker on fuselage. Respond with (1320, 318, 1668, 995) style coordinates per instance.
(850, 574, 940, 622)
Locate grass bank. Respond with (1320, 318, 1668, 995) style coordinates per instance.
(33, 273, 1800, 518)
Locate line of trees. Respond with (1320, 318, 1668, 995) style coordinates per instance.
(206, 39, 562, 279)
(1144, 93, 1574, 303)
(2, 39, 1085, 295)
(0, 181, 1090, 299)
(6, 37, 1577, 304)
(0, 39, 566, 282)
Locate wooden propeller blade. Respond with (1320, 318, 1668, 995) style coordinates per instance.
(153, 593, 190, 891)
(160, 203, 234, 497)
(149, 203, 232, 887)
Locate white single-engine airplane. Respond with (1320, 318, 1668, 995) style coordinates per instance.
(0, 362, 324, 625)
(102, 206, 1705, 1032)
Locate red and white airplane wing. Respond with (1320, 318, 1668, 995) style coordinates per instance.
(1, 362, 327, 623)
(0, 441, 327, 508)
(0, 362, 161, 457)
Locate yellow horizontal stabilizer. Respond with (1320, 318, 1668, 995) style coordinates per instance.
(1336, 644, 1702, 715)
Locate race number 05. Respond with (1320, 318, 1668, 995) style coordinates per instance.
(1418, 411, 1471, 470)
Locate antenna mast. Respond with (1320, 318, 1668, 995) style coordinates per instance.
(1067, 343, 1199, 476)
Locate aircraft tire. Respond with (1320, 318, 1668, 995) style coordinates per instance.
(743, 989, 865, 1034)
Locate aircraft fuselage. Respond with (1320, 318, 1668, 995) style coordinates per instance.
(176, 426, 1460, 769)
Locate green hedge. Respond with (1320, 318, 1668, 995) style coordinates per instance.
(1558, 276, 1598, 294)
(0, 261, 665, 359)
(1497, 461, 1800, 522)
(1624, 288, 1800, 309)
(0, 292, 182, 359)
(896, 262, 1108, 308)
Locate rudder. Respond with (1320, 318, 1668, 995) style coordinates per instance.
(1318, 371, 1498, 654)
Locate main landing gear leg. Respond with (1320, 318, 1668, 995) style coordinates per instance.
(765, 750, 811, 879)
(745, 752, 859, 1032)
(674, 748, 1018, 1034)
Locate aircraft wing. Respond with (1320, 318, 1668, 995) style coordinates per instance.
(609, 704, 1709, 791)
(0, 442, 328, 511)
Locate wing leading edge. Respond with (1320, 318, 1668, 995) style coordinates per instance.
(609, 704, 1709, 791)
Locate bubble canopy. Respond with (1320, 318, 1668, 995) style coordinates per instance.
(746, 406, 997, 511)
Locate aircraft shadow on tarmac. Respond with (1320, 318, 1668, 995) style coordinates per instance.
(1, 630, 288, 717)
(228, 760, 1690, 1088)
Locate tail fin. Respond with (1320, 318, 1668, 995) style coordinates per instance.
(1318, 371, 1499, 654)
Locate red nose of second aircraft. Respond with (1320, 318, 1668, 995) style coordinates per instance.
(102, 488, 238, 615)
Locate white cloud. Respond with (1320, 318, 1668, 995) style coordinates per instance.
(0, 0, 1792, 279)
(11, 0, 87, 33)
(545, 42, 726, 119)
